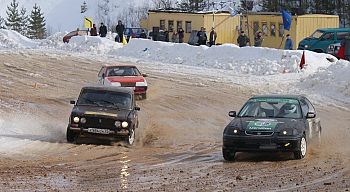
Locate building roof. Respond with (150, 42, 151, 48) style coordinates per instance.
(148, 9, 231, 15)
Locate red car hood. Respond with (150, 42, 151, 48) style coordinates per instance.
(106, 76, 145, 83)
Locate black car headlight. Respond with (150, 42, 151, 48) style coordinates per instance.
(225, 127, 241, 135)
(279, 129, 298, 136)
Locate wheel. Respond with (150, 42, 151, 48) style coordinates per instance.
(125, 128, 135, 145)
(222, 148, 236, 161)
(294, 135, 307, 159)
(66, 126, 77, 143)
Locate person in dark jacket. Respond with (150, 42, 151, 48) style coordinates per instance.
(140, 30, 147, 39)
(164, 29, 169, 42)
(209, 27, 217, 47)
(284, 34, 293, 50)
(254, 31, 263, 47)
(178, 28, 184, 43)
(116, 20, 125, 43)
(237, 31, 250, 47)
(197, 27, 207, 45)
(90, 24, 98, 36)
(99, 23, 107, 37)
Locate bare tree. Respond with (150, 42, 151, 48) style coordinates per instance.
(152, 0, 176, 9)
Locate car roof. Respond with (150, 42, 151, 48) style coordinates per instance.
(250, 95, 305, 100)
(103, 64, 137, 68)
(81, 85, 134, 94)
(317, 28, 350, 32)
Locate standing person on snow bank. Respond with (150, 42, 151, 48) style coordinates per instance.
(99, 23, 107, 37)
(337, 36, 350, 60)
(197, 27, 207, 45)
(116, 20, 125, 43)
(90, 24, 97, 36)
(284, 34, 293, 50)
(237, 31, 250, 47)
(209, 27, 217, 47)
(254, 31, 263, 47)
(178, 28, 184, 43)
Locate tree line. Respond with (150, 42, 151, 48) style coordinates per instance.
(0, 0, 46, 39)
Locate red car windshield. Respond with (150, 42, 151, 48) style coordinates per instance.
(106, 66, 141, 77)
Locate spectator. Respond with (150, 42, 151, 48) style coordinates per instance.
(284, 34, 294, 50)
(116, 20, 125, 43)
(209, 27, 217, 47)
(99, 23, 107, 37)
(164, 28, 169, 42)
(237, 31, 250, 47)
(172, 32, 178, 43)
(197, 27, 207, 46)
(178, 28, 184, 43)
(254, 31, 263, 47)
(140, 30, 147, 39)
(90, 24, 97, 36)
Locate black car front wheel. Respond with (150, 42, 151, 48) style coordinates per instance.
(222, 148, 236, 161)
(66, 126, 77, 143)
(294, 135, 307, 160)
(125, 128, 135, 145)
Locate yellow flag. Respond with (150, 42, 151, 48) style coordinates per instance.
(84, 17, 93, 28)
(122, 35, 128, 45)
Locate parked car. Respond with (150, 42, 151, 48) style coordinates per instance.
(298, 28, 350, 53)
(66, 86, 140, 145)
(148, 30, 167, 41)
(63, 29, 89, 43)
(124, 28, 148, 41)
(222, 95, 321, 161)
(98, 64, 148, 99)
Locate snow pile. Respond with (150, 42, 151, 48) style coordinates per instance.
(0, 29, 39, 49)
(62, 36, 123, 54)
(114, 39, 336, 76)
(300, 59, 350, 103)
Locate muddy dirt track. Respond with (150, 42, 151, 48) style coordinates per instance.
(0, 51, 349, 191)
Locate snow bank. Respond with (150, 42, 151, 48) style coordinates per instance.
(114, 39, 336, 76)
(63, 36, 123, 54)
(300, 59, 350, 103)
(0, 29, 39, 49)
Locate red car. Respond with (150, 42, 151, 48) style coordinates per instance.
(98, 65, 148, 99)
(63, 29, 89, 43)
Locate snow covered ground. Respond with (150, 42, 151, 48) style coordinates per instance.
(0, 29, 349, 109)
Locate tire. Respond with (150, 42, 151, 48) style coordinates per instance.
(66, 126, 77, 143)
(294, 135, 307, 160)
(125, 128, 135, 145)
(222, 148, 236, 161)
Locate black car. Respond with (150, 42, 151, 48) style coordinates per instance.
(66, 86, 140, 145)
(223, 95, 321, 161)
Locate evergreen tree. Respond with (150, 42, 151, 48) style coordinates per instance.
(177, 0, 206, 12)
(5, 0, 21, 32)
(19, 7, 29, 36)
(28, 4, 46, 39)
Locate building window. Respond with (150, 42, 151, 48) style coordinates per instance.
(279, 23, 284, 37)
(185, 21, 192, 33)
(253, 21, 259, 35)
(262, 22, 268, 36)
(168, 20, 174, 32)
(177, 21, 183, 32)
(160, 20, 165, 30)
(270, 23, 276, 36)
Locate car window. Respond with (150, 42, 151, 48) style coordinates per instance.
(336, 32, 350, 40)
(310, 30, 324, 39)
(238, 98, 302, 119)
(77, 89, 132, 109)
(321, 33, 334, 40)
(106, 66, 141, 77)
(300, 100, 309, 117)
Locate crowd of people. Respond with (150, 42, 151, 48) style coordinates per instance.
(87, 21, 294, 50)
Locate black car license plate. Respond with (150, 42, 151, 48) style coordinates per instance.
(87, 128, 110, 135)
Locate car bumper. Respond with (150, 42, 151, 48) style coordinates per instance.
(223, 134, 302, 152)
(68, 126, 129, 138)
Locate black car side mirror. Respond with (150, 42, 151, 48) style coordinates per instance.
(135, 106, 141, 111)
(306, 112, 316, 118)
(142, 73, 148, 77)
(228, 111, 236, 117)
(70, 100, 76, 105)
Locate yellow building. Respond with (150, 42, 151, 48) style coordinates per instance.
(141, 10, 240, 44)
(241, 13, 339, 49)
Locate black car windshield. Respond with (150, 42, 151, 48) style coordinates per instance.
(106, 66, 141, 77)
(77, 89, 132, 109)
(238, 98, 302, 119)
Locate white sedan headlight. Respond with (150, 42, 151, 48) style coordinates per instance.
(111, 82, 121, 86)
